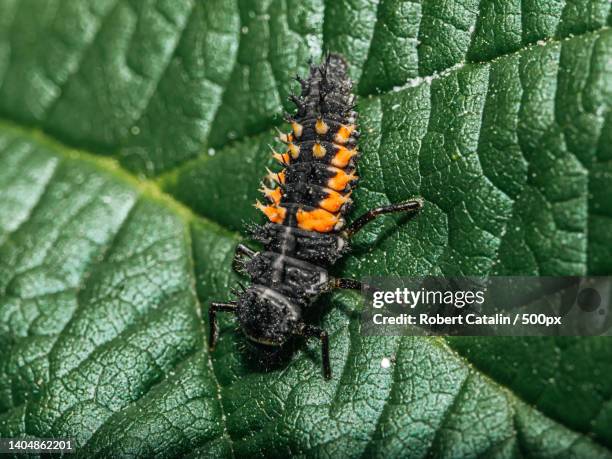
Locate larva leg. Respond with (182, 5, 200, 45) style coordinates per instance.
(297, 324, 331, 379)
(208, 302, 237, 351)
(232, 243, 257, 274)
(332, 278, 362, 290)
(342, 199, 423, 238)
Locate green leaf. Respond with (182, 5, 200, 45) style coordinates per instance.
(1, 1, 612, 457)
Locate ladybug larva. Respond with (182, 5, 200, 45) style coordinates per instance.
(209, 53, 423, 379)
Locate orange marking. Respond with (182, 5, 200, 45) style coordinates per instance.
(315, 118, 329, 135)
(334, 124, 355, 144)
(266, 168, 286, 184)
(291, 121, 303, 138)
(327, 167, 358, 191)
(297, 207, 339, 233)
(319, 189, 351, 213)
(288, 142, 300, 159)
(255, 201, 286, 224)
(278, 131, 294, 143)
(272, 152, 291, 164)
(331, 146, 357, 167)
(312, 141, 326, 158)
(260, 186, 282, 205)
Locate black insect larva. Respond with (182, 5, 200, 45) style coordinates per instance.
(209, 54, 423, 379)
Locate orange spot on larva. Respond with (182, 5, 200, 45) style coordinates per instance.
(331, 146, 357, 167)
(272, 152, 291, 164)
(288, 142, 300, 159)
(319, 189, 351, 213)
(312, 141, 326, 158)
(315, 118, 329, 135)
(255, 201, 286, 224)
(327, 167, 358, 191)
(297, 207, 339, 233)
(291, 121, 303, 138)
(266, 168, 286, 184)
(260, 186, 283, 205)
(334, 124, 355, 144)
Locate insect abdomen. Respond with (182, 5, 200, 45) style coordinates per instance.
(256, 54, 359, 234)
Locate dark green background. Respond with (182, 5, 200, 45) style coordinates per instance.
(0, 0, 611, 457)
